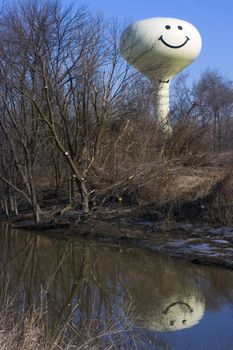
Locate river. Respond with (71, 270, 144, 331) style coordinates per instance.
(0, 222, 233, 349)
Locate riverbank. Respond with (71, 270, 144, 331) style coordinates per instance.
(11, 208, 233, 270)
(6, 150, 233, 270)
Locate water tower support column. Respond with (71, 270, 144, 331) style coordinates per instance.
(154, 80, 172, 136)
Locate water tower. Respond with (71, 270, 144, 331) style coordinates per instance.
(120, 17, 202, 135)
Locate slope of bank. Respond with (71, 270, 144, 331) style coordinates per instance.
(8, 151, 233, 270)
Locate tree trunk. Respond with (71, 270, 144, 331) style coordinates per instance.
(27, 157, 41, 224)
(33, 203, 41, 225)
(13, 196, 19, 216)
(68, 177, 72, 204)
(80, 180, 89, 214)
(3, 194, 9, 217)
(9, 192, 14, 213)
(9, 192, 19, 216)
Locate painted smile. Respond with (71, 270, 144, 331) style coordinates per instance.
(162, 301, 193, 314)
(158, 35, 190, 49)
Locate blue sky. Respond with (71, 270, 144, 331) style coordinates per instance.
(71, 0, 233, 84)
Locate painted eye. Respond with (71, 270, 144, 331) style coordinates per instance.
(165, 25, 171, 30)
(178, 26, 183, 30)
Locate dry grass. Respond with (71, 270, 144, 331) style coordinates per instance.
(0, 297, 168, 350)
(205, 174, 233, 225)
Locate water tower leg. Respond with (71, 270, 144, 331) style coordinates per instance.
(154, 80, 172, 136)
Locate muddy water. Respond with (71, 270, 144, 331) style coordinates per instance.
(0, 222, 233, 349)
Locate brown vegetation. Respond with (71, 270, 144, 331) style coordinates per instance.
(0, 303, 142, 349)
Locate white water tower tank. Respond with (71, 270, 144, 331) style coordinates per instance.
(120, 17, 202, 134)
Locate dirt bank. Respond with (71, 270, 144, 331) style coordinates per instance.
(9, 151, 233, 270)
(12, 211, 233, 271)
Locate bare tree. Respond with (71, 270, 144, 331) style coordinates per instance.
(193, 70, 233, 152)
(0, 1, 140, 217)
(169, 71, 233, 156)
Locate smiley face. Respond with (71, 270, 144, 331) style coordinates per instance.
(158, 24, 190, 49)
(120, 17, 202, 80)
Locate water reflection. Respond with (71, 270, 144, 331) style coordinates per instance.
(0, 222, 233, 346)
(136, 293, 205, 332)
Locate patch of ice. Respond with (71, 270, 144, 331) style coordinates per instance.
(212, 239, 229, 244)
(208, 227, 233, 236)
(188, 243, 214, 252)
(224, 248, 233, 252)
(164, 240, 186, 247)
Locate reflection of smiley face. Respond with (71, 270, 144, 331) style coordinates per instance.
(134, 294, 205, 332)
(158, 24, 190, 49)
(162, 301, 194, 329)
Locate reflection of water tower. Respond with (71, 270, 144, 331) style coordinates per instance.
(120, 17, 202, 135)
(135, 292, 205, 332)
